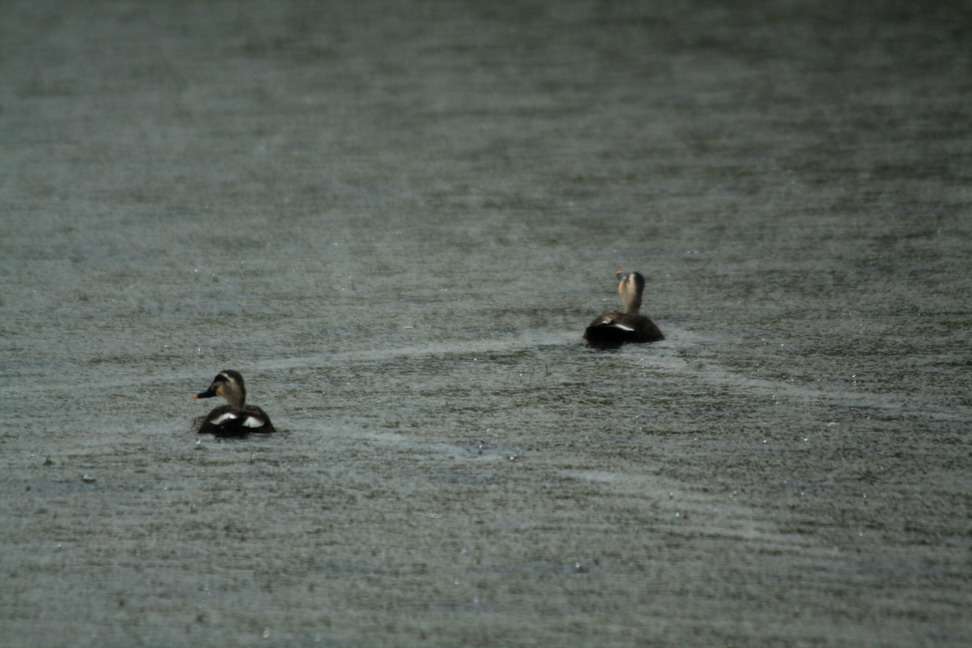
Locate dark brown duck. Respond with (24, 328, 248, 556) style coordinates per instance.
(193, 370, 275, 437)
(584, 270, 664, 349)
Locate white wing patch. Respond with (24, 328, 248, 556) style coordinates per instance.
(242, 416, 264, 428)
(610, 323, 635, 332)
(211, 412, 240, 425)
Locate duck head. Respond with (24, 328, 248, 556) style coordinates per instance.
(615, 270, 645, 314)
(195, 370, 247, 409)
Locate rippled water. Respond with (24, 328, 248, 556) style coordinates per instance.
(2, 1, 970, 646)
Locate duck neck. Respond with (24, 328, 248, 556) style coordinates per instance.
(224, 386, 246, 409)
(619, 272, 645, 314)
(620, 286, 642, 314)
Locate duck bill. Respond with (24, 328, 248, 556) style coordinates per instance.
(194, 388, 217, 399)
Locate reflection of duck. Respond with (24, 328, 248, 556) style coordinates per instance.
(584, 270, 664, 349)
(194, 370, 275, 437)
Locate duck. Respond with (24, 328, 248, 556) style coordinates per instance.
(193, 370, 275, 437)
(584, 270, 664, 349)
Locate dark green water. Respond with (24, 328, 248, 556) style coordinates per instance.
(2, 2, 970, 646)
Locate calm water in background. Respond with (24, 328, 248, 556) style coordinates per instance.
(2, 2, 970, 646)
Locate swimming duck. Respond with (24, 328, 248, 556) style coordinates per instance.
(584, 270, 664, 349)
(193, 370, 275, 437)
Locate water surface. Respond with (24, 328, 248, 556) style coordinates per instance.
(2, 1, 970, 646)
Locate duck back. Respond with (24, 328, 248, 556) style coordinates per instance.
(197, 405, 275, 437)
(584, 312, 664, 349)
